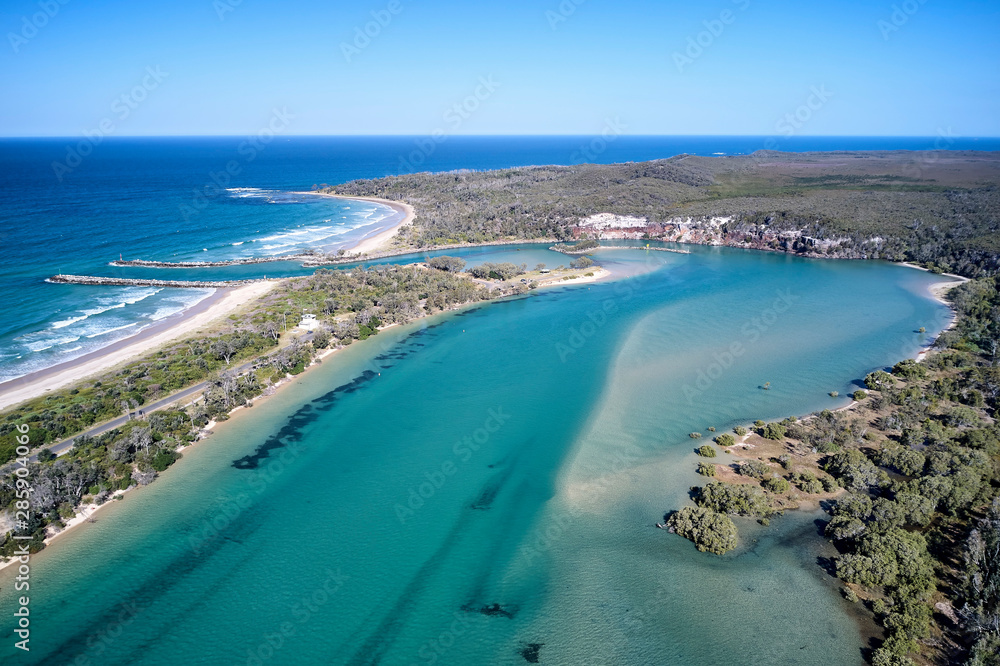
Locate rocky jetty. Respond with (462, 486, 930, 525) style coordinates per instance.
(47, 275, 270, 288)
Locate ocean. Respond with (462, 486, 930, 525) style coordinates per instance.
(0, 135, 996, 383)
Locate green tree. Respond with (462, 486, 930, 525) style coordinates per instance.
(666, 506, 738, 555)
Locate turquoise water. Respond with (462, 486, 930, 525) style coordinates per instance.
(5, 135, 998, 383)
(0, 247, 952, 664)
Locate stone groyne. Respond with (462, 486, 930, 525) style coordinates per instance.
(47, 275, 272, 289)
(110, 255, 314, 268)
(549, 245, 692, 255)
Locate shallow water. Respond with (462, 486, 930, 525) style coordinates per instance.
(0, 247, 952, 665)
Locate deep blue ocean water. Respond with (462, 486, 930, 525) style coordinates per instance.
(1, 134, 995, 381)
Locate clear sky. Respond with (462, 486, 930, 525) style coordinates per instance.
(1, 0, 998, 136)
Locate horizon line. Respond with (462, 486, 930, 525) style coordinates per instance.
(1, 134, 999, 140)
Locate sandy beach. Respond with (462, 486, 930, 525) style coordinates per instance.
(0, 281, 277, 411)
(294, 192, 416, 255)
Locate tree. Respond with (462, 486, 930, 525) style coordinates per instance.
(570, 256, 594, 269)
(212, 338, 237, 365)
(696, 444, 716, 458)
(762, 475, 790, 493)
(825, 449, 882, 491)
(428, 256, 466, 273)
(737, 460, 770, 479)
(666, 506, 738, 555)
(865, 370, 895, 391)
(37, 448, 55, 462)
(758, 422, 787, 440)
(892, 359, 927, 380)
(312, 328, 331, 350)
(714, 433, 735, 447)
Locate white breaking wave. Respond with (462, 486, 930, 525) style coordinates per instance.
(85, 322, 138, 339)
(26, 335, 80, 352)
(51, 288, 160, 329)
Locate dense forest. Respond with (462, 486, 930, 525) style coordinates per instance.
(327, 151, 1000, 277)
(667, 276, 1000, 666)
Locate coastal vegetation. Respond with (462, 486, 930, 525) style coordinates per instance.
(668, 276, 1000, 666)
(325, 152, 1000, 277)
(665, 506, 738, 555)
(0, 265, 498, 556)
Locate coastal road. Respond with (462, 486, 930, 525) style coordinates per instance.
(9, 330, 315, 465)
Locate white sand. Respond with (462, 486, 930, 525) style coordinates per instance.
(0, 281, 277, 411)
(294, 192, 416, 255)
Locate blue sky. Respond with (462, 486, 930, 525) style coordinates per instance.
(1, 0, 998, 136)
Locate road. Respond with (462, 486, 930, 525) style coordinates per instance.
(7, 329, 314, 466)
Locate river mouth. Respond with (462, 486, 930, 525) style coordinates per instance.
(0, 246, 954, 665)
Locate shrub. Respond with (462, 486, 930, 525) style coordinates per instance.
(427, 256, 466, 273)
(762, 475, 790, 494)
(697, 462, 716, 477)
(892, 359, 927, 380)
(829, 391, 839, 397)
(733, 426, 748, 437)
(865, 370, 895, 391)
(853, 390, 868, 401)
(695, 482, 771, 517)
(876, 444, 925, 477)
(714, 433, 735, 447)
(759, 422, 787, 441)
(665, 506, 738, 555)
(689, 432, 703, 439)
(824, 449, 882, 491)
(789, 470, 822, 493)
(696, 445, 717, 458)
(737, 460, 771, 479)
(149, 450, 179, 472)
